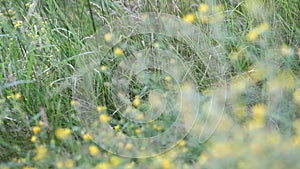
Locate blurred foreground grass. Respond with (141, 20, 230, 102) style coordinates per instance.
(0, 0, 300, 168)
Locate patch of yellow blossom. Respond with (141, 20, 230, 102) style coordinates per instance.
(252, 104, 266, 121)
(124, 161, 135, 169)
(83, 133, 92, 141)
(164, 76, 172, 82)
(268, 70, 295, 91)
(89, 145, 99, 156)
(137, 113, 144, 120)
(55, 128, 72, 140)
(198, 3, 209, 13)
(133, 95, 140, 107)
(31, 136, 37, 143)
(280, 43, 293, 56)
(183, 13, 195, 23)
(13, 21, 23, 28)
(97, 106, 106, 112)
(14, 92, 21, 100)
(210, 141, 232, 158)
(135, 128, 142, 134)
(199, 153, 209, 163)
(230, 78, 247, 93)
(104, 33, 112, 43)
(247, 22, 270, 42)
(153, 124, 162, 131)
(22, 166, 36, 169)
(125, 143, 133, 150)
(56, 161, 64, 168)
(110, 156, 121, 166)
(32, 126, 41, 135)
(114, 47, 124, 56)
(178, 140, 186, 147)
(162, 159, 172, 169)
(100, 114, 110, 123)
(114, 125, 120, 130)
(153, 42, 160, 48)
(293, 88, 300, 103)
(247, 104, 266, 130)
(66, 159, 75, 168)
(294, 120, 300, 136)
(232, 104, 247, 120)
(34, 145, 47, 161)
(70, 100, 76, 105)
(95, 162, 110, 169)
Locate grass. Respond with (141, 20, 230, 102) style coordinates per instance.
(0, 0, 300, 168)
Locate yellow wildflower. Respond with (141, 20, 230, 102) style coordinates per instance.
(199, 153, 208, 163)
(135, 129, 142, 134)
(114, 125, 120, 130)
(125, 143, 133, 150)
(56, 161, 64, 168)
(164, 76, 172, 82)
(97, 106, 105, 112)
(32, 126, 41, 135)
(55, 128, 71, 140)
(38, 121, 44, 127)
(14, 21, 23, 28)
(89, 145, 99, 156)
(247, 22, 270, 42)
(293, 89, 300, 103)
(31, 136, 37, 143)
(83, 133, 92, 141)
(233, 104, 247, 120)
(252, 104, 265, 119)
(162, 159, 172, 169)
(100, 65, 108, 71)
(153, 42, 159, 48)
(100, 114, 110, 123)
(22, 166, 36, 169)
(110, 156, 121, 166)
(133, 95, 140, 107)
(66, 159, 74, 168)
(104, 33, 112, 43)
(281, 44, 293, 56)
(153, 124, 162, 131)
(95, 162, 110, 169)
(70, 100, 76, 105)
(114, 47, 124, 56)
(125, 162, 135, 169)
(198, 3, 209, 13)
(137, 114, 144, 120)
(14, 93, 21, 100)
(34, 145, 47, 161)
(211, 141, 232, 158)
(178, 140, 186, 147)
(183, 13, 195, 23)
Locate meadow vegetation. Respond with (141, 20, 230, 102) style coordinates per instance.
(0, 0, 300, 168)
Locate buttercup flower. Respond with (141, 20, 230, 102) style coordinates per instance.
(34, 145, 47, 161)
(89, 145, 99, 156)
(114, 47, 124, 56)
(32, 126, 41, 135)
(198, 3, 209, 13)
(183, 13, 195, 23)
(55, 128, 72, 140)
